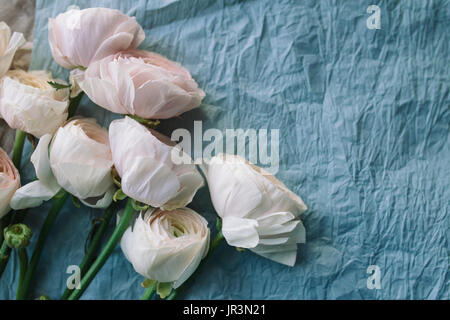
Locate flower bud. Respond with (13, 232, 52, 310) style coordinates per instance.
(4, 223, 32, 249)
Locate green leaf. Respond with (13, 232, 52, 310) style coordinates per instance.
(156, 282, 173, 299)
(47, 81, 71, 91)
(132, 200, 149, 212)
(141, 278, 157, 289)
(113, 188, 127, 202)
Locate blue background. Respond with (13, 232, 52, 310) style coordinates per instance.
(1, 0, 449, 299)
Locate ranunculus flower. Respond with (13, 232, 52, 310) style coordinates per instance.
(48, 7, 145, 70)
(0, 70, 69, 138)
(202, 154, 307, 266)
(120, 207, 210, 289)
(11, 118, 114, 209)
(0, 21, 25, 77)
(109, 117, 203, 210)
(0, 147, 20, 218)
(74, 50, 205, 119)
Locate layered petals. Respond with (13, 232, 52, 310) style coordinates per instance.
(11, 134, 60, 209)
(48, 8, 145, 69)
(76, 50, 205, 119)
(11, 118, 114, 210)
(0, 21, 25, 77)
(202, 154, 307, 266)
(49, 118, 114, 201)
(0, 147, 20, 218)
(0, 70, 69, 138)
(120, 207, 210, 288)
(109, 117, 203, 210)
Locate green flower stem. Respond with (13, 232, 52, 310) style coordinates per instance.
(12, 129, 26, 169)
(140, 283, 156, 300)
(15, 248, 28, 300)
(60, 204, 115, 300)
(167, 230, 225, 300)
(68, 198, 135, 300)
(0, 240, 9, 260)
(0, 241, 11, 280)
(16, 191, 69, 300)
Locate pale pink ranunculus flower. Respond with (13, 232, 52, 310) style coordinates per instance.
(0, 70, 70, 138)
(48, 7, 145, 69)
(120, 207, 210, 290)
(74, 50, 205, 119)
(0, 147, 20, 219)
(202, 154, 307, 267)
(109, 117, 204, 210)
(0, 21, 25, 77)
(11, 118, 115, 210)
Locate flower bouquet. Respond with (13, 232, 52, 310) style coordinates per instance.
(0, 7, 306, 300)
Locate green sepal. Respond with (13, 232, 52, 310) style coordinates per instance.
(113, 188, 127, 202)
(47, 81, 71, 90)
(71, 195, 81, 208)
(141, 278, 157, 289)
(236, 247, 245, 252)
(128, 115, 160, 129)
(132, 199, 149, 212)
(156, 282, 173, 299)
(111, 169, 122, 188)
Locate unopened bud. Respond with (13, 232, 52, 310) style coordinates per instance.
(4, 224, 32, 249)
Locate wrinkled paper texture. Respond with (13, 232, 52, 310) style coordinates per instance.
(0, 0, 448, 299)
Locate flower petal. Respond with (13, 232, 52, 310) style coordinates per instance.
(10, 180, 60, 210)
(222, 216, 259, 248)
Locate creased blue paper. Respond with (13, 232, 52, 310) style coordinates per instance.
(1, 0, 448, 300)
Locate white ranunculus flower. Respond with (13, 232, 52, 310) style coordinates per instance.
(120, 207, 210, 289)
(11, 118, 114, 209)
(0, 70, 69, 138)
(0, 147, 20, 218)
(109, 116, 204, 210)
(202, 154, 307, 266)
(48, 7, 145, 69)
(0, 21, 25, 77)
